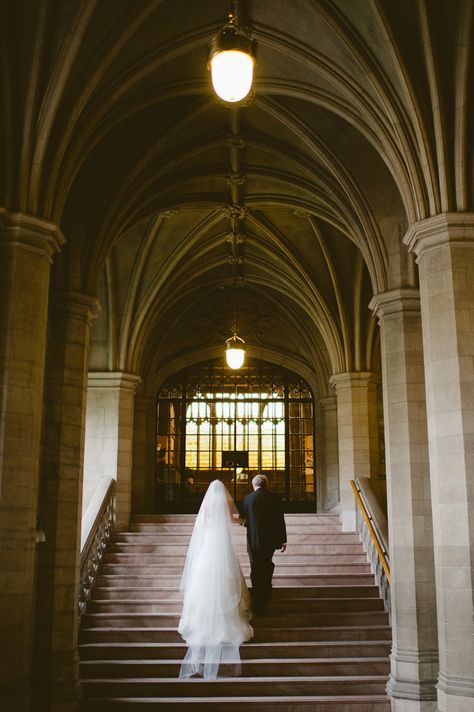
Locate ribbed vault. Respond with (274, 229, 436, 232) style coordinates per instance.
(2, 0, 473, 393)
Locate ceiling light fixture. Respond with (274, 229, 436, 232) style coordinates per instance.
(224, 228, 246, 369)
(209, 1, 256, 103)
(226, 329, 246, 369)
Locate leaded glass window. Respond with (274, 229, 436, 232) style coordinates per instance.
(155, 359, 316, 512)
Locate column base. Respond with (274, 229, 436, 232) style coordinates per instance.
(390, 701, 438, 712)
(341, 509, 356, 531)
(388, 649, 438, 703)
(437, 673, 474, 712)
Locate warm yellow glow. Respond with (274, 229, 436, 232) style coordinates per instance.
(226, 346, 245, 369)
(210, 49, 254, 102)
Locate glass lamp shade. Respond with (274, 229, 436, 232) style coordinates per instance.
(225, 335, 246, 369)
(210, 49, 254, 102)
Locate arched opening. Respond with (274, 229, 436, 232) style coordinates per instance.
(155, 358, 315, 513)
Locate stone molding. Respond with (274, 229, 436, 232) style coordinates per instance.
(390, 648, 439, 665)
(87, 371, 142, 391)
(369, 288, 421, 321)
(0, 210, 65, 262)
(403, 212, 474, 261)
(437, 672, 474, 698)
(329, 371, 380, 391)
(50, 291, 101, 325)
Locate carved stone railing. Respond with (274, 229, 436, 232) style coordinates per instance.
(350, 477, 391, 612)
(79, 477, 116, 616)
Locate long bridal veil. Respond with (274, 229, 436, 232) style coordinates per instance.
(178, 479, 253, 679)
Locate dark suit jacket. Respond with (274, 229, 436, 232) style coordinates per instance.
(239, 488, 287, 551)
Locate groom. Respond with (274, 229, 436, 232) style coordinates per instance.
(239, 474, 287, 615)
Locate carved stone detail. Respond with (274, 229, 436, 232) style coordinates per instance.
(225, 231, 245, 245)
(293, 208, 310, 219)
(223, 204, 248, 220)
(225, 134, 247, 149)
(79, 486, 115, 616)
(227, 171, 246, 186)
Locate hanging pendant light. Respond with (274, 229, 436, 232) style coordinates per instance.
(225, 332, 246, 369)
(209, 2, 256, 103)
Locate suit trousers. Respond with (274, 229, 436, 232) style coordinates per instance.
(248, 545, 275, 610)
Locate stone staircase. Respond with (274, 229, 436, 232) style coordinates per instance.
(79, 513, 391, 710)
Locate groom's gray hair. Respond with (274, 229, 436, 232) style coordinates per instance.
(252, 474, 268, 489)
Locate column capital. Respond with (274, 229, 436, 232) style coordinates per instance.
(87, 371, 142, 392)
(51, 291, 101, 325)
(318, 395, 337, 412)
(0, 210, 65, 262)
(403, 212, 474, 261)
(329, 371, 380, 392)
(369, 288, 420, 321)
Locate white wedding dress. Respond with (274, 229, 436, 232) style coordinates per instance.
(178, 479, 253, 679)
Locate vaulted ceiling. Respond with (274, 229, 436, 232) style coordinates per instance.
(2, 0, 473, 396)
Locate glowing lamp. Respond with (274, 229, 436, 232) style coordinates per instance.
(225, 333, 246, 369)
(209, 11, 256, 103)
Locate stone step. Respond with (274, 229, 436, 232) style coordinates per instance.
(108, 543, 364, 555)
(91, 585, 380, 601)
(82, 675, 389, 697)
(128, 517, 344, 535)
(130, 514, 338, 523)
(79, 641, 391, 661)
(83, 696, 391, 711)
(99, 564, 372, 576)
(115, 533, 359, 544)
(81, 611, 389, 629)
(103, 553, 369, 565)
(80, 658, 390, 679)
(95, 573, 377, 588)
(87, 598, 385, 615)
(79, 625, 392, 645)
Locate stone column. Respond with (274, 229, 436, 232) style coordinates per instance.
(0, 213, 64, 711)
(404, 214, 474, 712)
(84, 372, 141, 529)
(318, 396, 339, 512)
(33, 292, 99, 710)
(329, 372, 379, 531)
(132, 395, 156, 514)
(370, 288, 438, 710)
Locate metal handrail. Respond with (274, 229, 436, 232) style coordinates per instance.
(350, 479, 391, 584)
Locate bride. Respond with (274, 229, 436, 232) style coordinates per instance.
(178, 479, 253, 679)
